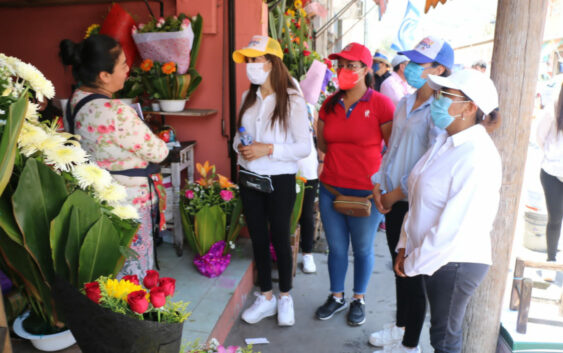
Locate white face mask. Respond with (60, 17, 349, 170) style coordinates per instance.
(246, 62, 270, 85)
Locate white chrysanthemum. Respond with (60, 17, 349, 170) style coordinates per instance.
(0, 54, 17, 75)
(36, 132, 66, 152)
(95, 182, 127, 203)
(14, 60, 55, 101)
(43, 145, 88, 172)
(25, 101, 40, 122)
(72, 163, 112, 190)
(18, 122, 49, 156)
(111, 204, 139, 220)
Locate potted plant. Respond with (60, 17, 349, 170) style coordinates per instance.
(52, 270, 190, 353)
(0, 53, 140, 351)
(132, 13, 203, 110)
(180, 161, 243, 277)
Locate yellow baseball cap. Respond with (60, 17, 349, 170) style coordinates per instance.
(232, 35, 283, 63)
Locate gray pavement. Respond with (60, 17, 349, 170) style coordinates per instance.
(225, 230, 433, 353)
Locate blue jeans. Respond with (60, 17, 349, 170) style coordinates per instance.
(319, 183, 383, 295)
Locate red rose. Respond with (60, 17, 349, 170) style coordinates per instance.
(84, 282, 101, 303)
(143, 270, 159, 289)
(122, 275, 139, 285)
(127, 290, 149, 314)
(158, 277, 176, 297)
(303, 50, 311, 57)
(149, 287, 166, 308)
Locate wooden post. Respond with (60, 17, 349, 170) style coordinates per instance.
(0, 290, 12, 353)
(516, 278, 533, 334)
(462, 1, 549, 352)
(509, 258, 525, 310)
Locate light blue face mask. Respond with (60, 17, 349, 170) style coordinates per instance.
(430, 97, 458, 129)
(404, 62, 427, 89)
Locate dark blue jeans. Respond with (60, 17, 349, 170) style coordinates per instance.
(319, 183, 383, 295)
(423, 262, 490, 353)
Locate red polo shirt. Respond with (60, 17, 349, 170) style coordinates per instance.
(319, 88, 394, 190)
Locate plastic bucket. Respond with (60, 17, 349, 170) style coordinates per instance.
(523, 211, 548, 252)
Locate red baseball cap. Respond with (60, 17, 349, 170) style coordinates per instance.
(328, 43, 372, 68)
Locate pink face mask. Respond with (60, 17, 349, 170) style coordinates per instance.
(337, 68, 361, 90)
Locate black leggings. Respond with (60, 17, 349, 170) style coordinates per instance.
(240, 173, 296, 293)
(540, 169, 563, 261)
(385, 201, 426, 348)
(299, 179, 319, 253)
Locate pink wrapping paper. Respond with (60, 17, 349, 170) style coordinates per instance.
(299, 60, 328, 105)
(132, 26, 194, 74)
(193, 241, 231, 278)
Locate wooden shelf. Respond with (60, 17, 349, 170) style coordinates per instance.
(145, 108, 218, 117)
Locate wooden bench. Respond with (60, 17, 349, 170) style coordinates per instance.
(509, 257, 563, 333)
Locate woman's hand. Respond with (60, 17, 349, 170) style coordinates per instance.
(394, 248, 407, 278)
(381, 187, 405, 211)
(238, 142, 272, 161)
(373, 184, 391, 214)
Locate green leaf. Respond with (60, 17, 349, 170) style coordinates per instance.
(181, 202, 201, 254)
(194, 205, 225, 255)
(188, 14, 203, 71)
(0, 226, 58, 327)
(77, 215, 121, 286)
(12, 158, 68, 284)
(0, 89, 28, 197)
(226, 198, 243, 243)
(186, 68, 202, 99)
(51, 190, 101, 282)
(290, 179, 306, 234)
(174, 73, 190, 99)
(0, 191, 23, 245)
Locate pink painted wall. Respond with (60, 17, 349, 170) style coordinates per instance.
(0, 0, 267, 179)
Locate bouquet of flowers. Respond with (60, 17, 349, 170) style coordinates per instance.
(185, 338, 258, 353)
(137, 59, 196, 100)
(181, 161, 243, 277)
(83, 270, 190, 323)
(0, 53, 140, 331)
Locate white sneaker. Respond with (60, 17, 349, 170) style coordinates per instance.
(369, 323, 404, 346)
(277, 295, 295, 326)
(382, 343, 421, 353)
(303, 254, 316, 273)
(241, 292, 277, 324)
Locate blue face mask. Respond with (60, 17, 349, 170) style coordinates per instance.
(430, 97, 461, 129)
(404, 62, 427, 89)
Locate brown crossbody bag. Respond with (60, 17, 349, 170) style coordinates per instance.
(323, 183, 373, 217)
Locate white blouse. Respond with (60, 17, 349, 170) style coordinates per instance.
(398, 124, 502, 276)
(233, 87, 311, 176)
(536, 108, 563, 180)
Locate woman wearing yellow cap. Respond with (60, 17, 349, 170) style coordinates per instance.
(232, 35, 311, 326)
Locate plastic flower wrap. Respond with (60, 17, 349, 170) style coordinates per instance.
(83, 270, 190, 323)
(184, 337, 258, 353)
(181, 161, 243, 277)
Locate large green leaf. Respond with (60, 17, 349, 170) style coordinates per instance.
(194, 205, 225, 255)
(12, 158, 68, 284)
(106, 213, 139, 276)
(0, 191, 22, 245)
(0, 227, 58, 327)
(226, 198, 243, 243)
(77, 215, 121, 286)
(0, 89, 28, 197)
(51, 190, 101, 282)
(186, 68, 202, 99)
(290, 179, 306, 235)
(181, 205, 200, 254)
(188, 14, 203, 71)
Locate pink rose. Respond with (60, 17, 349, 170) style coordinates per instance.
(104, 102, 112, 108)
(144, 133, 151, 141)
(185, 190, 194, 199)
(97, 125, 110, 134)
(220, 190, 234, 201)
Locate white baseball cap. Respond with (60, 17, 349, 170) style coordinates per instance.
(391, 55, 409, 68)
(427, 69, 499, 115)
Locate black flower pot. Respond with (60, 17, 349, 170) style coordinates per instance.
(52, 277, 183, 353)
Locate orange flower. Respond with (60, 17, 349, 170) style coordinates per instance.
(140, 59, 153, 72)
(217, 174, 235, 189)
(292, 36, 301, 44)
(161, 62, 177, 75)
(196, 178, 208, 187)
(196, 161, 213, 178)
(297, 176, 307, 184)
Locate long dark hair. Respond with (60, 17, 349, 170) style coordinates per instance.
(59, 34, 122, 87)
(323, 63, 374, 114)
(238, 54, 296, 131)
(556, 83, 563, 133)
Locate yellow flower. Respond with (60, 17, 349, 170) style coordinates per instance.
(84, 24, 100, 39)
(43, 145, 88, 172)
(286, 9, 296, 17)
(95, 182, 128, 203)
(72, 163, 113, 190)
(299, 8, 307, 17)
(103, 278, 144, 301)
(111, 204, 140, 220)
(18, 122, 49, 157)
(294, 0, 303, 9)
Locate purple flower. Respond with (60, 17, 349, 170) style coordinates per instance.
(220, 190, 233, 201)
(185, 190, 194, 199)
(193, 241, 231, 278)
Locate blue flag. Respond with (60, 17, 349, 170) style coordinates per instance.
(391, 0, 421, 52)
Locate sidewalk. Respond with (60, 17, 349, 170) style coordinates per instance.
(225, 230, 433, 353)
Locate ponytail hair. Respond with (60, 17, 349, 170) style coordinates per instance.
(475, 107, 501, 132)
(59, 34, 121, 87)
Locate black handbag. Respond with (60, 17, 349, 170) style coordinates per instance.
(239, 169, 274, 193)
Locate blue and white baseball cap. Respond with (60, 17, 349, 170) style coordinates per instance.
(399, 36, 454, 70)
